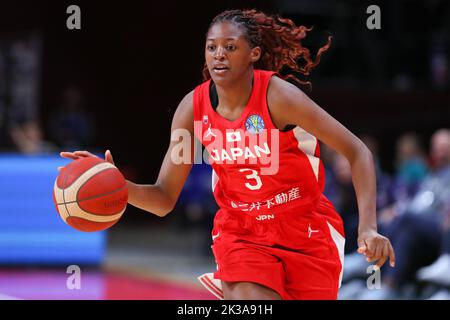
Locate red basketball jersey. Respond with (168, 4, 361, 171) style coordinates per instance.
(193, 69, 326, 215)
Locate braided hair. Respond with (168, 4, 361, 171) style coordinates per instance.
(202, 9, 331, 88)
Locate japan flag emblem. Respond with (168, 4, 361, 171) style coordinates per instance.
(226, 131, 241, 142)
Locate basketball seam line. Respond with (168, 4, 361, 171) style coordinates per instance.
(62, 168, 71, 218)
(59, 160, 112, 189)
(75, 167, 117, 202)
(56, 164, 127, 217)
(75, 166, 126, 216)
(73, 203, 126, 217)
(61, 185, 128, 217)
(56, 183, 127, 205)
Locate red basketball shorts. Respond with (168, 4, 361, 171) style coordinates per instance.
(198, 194, 345, 300)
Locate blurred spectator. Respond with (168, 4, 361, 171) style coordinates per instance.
(394, 133, 428, 193)
(416, 198, 450, 292)
(49, 85, 94, 149)
(8, 33, 42, 127)
(382, 132, 429, 218)
(365, 128, 450, 299)
(9, 119, 55, 154)
(430, 35, 448, 90)
(1, 32, 43, 150)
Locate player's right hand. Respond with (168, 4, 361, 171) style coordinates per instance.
(58, 150, 115, 171)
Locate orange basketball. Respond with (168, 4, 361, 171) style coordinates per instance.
(52, 157, 128, 232)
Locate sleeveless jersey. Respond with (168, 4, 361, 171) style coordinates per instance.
(193, 69, 326, 215)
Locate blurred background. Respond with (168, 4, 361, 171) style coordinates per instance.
(0, 0, 449, 300)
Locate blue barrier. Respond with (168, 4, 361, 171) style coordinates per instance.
(0, 154, 106, 265)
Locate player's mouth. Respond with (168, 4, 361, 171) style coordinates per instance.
(212, 65, 229, 74)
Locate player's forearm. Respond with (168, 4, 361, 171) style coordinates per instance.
(126, 180, 174, 217)
(349, 146, 378, 233)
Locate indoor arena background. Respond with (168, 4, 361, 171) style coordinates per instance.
(0, 0, 449, 300)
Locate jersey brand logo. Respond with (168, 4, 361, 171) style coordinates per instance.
(212, 232, 220, 240)
(203, 115, 209, 124)
(205, 123, 217, 138)
(308, 223, 319, 238)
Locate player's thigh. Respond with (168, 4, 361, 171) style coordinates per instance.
(222, 281, 282, 300)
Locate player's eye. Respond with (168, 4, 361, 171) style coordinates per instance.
(207, 44, 216, 51)
(226, 44, 236, 51)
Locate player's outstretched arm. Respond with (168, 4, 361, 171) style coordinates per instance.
(267, 76, 395, 269)
(60, 91, 195, 217)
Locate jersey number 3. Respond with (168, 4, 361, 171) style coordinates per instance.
(239, 168, 262, 190)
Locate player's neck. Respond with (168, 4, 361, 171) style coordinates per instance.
(215, 68, 254, 111)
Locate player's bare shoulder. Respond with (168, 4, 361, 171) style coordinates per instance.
(266, 75, 306, 130)
(267, 75, 306, 107)
(172, 90, 194, 133)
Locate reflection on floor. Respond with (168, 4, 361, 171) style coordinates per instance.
(0, 217, 218, 300)
(0, 268, 215, 300)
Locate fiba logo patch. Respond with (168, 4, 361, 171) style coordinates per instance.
(245, 114, 265, 134)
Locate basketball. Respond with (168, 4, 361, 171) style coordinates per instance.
(52, 157, 128, 232)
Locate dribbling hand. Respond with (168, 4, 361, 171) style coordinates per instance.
(58, 150, 115, 171)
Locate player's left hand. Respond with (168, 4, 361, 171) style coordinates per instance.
(357, 229, 395, 270)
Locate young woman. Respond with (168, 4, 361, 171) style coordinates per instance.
(61, 9, 395, 300)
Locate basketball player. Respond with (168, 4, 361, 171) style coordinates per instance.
(61, 9, 395, 300)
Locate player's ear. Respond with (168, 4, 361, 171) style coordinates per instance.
(250, 46, 261, 63)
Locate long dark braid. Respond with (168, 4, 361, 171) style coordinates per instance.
(202, 9, 332, 88)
